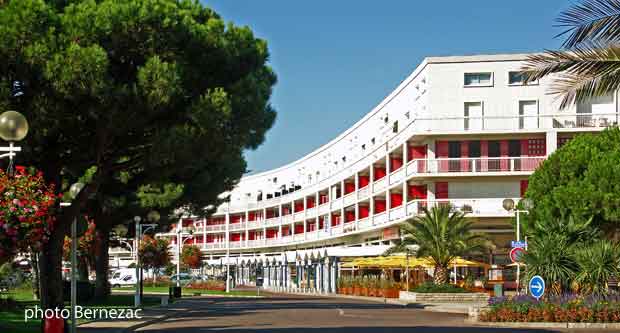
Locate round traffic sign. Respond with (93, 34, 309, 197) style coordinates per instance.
(509, 247, 525, 263)
(529, 275, 545, 299)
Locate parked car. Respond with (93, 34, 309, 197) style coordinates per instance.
(109, 269, 137, 288)
(169, 273, 193, 286)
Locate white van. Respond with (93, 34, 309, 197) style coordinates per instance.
(109, 269, 137, 288)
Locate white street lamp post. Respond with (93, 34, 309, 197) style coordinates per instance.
(133, 214, 158, 307)
(176, 226, 194, 288)
(64, 182, 84, 333)
(502, 198, 533, 295)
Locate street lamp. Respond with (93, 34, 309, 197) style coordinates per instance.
(64, 182, 83, 333)
(502, 197, 533, 294)
(133, 211, 159, 307)
(218, 191, 232, 293)
(0, 110, 28, 173)
(175, 225, 194, 288)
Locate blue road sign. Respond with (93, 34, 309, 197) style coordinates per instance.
(511, 240, 527, 248)
(529, 275, 545, 299)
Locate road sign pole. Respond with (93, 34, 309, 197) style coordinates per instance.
(516, 211, 520, 294)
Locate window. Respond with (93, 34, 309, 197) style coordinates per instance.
(464, 102, 483, 130)
(464, 72, 492, 86)
(509, 71, 537, 86)
(392, 121, 398, 133)
(468, 141, 481, 158)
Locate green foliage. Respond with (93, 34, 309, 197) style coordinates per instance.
(522, 232, 579, 294)
(525, 126, 620, 230)
(574, 240, 620, 295)
(391, 205, 486, 284)
(523, 0, 620, 108)
(411, 282, 468, 293)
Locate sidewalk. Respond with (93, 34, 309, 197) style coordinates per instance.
(77, 299, 196, 333)
(275, 290, 486, 314)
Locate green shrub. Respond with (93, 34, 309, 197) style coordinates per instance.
(411, 282, 468, 293)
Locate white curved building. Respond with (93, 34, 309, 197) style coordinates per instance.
(150, 53, 617, 292)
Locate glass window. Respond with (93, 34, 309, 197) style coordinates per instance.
(464, 73, 492, 86)
(509, 71, 538, 85)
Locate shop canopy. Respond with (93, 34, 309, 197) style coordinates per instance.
(340, 255, 489, 269)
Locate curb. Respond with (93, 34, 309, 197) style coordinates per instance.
(468, 319, 620, 329)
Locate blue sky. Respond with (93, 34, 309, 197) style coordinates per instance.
(203, 0, 567, 174)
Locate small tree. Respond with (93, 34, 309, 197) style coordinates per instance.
(524, 128, 620, 235)
(392, 205, 485, 285)
(138, 235, 170, 283)
(181, 245, 203, 270)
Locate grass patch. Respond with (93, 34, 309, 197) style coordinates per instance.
(0, 309, 41, 333)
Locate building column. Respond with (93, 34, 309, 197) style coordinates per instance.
(369, 166, 375, 224)
(202, 217, 207, 250)
(546, 130, 558, 156)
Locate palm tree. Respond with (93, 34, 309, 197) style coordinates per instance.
(388, 205, 486, 285)
(574, 240, 620, 295)
(523, 0, 620, 108)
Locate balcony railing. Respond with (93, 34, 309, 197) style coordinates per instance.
(373, 177, 387, 193)
(206, 224, 226, 232)
(407, 156, 544, 175)
(405, 198, 520, 216)
(343, 192, 357, 206)
(415, 112, 618, 133)
(264, 217, 280, 226)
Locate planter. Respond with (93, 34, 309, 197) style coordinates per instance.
(399, 291, 489, 303)
(381, 289, 400, 298)
(368, 288, 377, 297)
(360, 287, 369, 296)
(353, 287, 361, 296)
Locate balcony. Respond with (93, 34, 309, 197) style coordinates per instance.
(343, 192, 357, 206)
(373, 177, 387, 193)
(318, 203, 330, 215)
(264, 217, 280, 227)
(293, 211, 305, 222)
(405, 198, 520, 217)
(357, 186, 369, 200)
(229, 222, 246, 231)
(246, 221, 262, 229)
(407, 156, 544, 176)
(389, 167, 405, 186)
(206, 224, 226, 232)
(414, 112, 618, 133)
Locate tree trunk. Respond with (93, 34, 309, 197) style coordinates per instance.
(94, 225, 111, 298)
(78, 258, 89, 281)
(433, 265, 448, 285)
(38, 224, 67, 310)
(31, 251, 40, 300)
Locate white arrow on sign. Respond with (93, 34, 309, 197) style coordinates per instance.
(531, 282, 543, 292)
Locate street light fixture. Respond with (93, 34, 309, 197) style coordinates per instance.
(502, 198, 533, 294)
(133, 211, 159, 307)
(64, 182, 84, 333)
(0, 111, 29, 173)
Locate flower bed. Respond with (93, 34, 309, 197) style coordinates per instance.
(186, 280, 226, 291)
(480, 294, 620, 323)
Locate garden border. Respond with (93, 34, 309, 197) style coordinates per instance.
(467, 319, 620, 329)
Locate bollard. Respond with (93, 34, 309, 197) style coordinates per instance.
(43, 316, 64, 333)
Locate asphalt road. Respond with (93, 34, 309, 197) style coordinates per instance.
(133, 294, 609, 333)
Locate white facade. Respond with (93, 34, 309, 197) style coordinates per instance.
(142, 53, 617, 280)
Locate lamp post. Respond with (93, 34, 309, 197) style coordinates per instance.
(133, 211, 159, 307)
(0, 110, 28, 173)
(502, 198, 533, 294)
(64, 182, 84, 333)
(176, 232, 194, 287)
